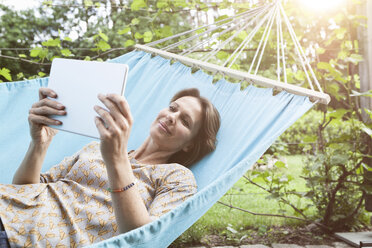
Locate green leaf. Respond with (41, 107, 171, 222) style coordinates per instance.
(173, 0, 187, 7)
(96, 40, 111, 51)
(236, 31, 248, 41)
(131, 0, 147, 11)
(328, 109, 348, 120)
(98, 31, 108, 42)
(94, 2, 101, 7)
(216, 51, 229, 60)
(16, 72, 24, 80)
(0, 68, 12, 81)
(42, 0, 52, 6)
(274, 161, 286, 168)
(157, 0, 168, 8)
(60, 49, 72, 57)
(335, 28, 347, 40)
(131, 18, 140, 25)
(338, 51, 348, 60)
(361, 123, 372, 137)
(42, 38, 60, 47)
(143, 31, 153, 43)
(38, 71, 46, 77)
(330, 154, 349, 165)
(155, 26, 172, 39)
(316, 47, 325, 55)
(64, 37, 72, 42)
(294, 71, 305, 81)
(347, 54, 364, 65)
(134, 32, 143, 39)
(328, 83, 340, 100)
(303, 135, 317, 143)
(124, 39, 135, 47)
(118, 27, 131, 35)
(84, 56, 91, 61)
(18, 54, 27, 58)
(84, 0, 93, 7)
(317, 62, 332, 71)
(344, 40, 353, 50)
(30, 48, 41, 57)
(364, 108, 372, 120)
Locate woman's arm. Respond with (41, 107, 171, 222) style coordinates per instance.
(105, 158, 152, 232)
(94, 93, 151, 233)
(12, 142, 50, 184)
(13, 87, 66, 185)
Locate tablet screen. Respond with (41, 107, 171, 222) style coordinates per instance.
(47, 58, 129, 139)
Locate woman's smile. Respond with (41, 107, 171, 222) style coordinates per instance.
(158, 120, 171, 135)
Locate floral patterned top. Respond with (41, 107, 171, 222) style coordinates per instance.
(0, 141, 197, 247)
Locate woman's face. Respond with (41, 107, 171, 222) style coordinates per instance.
(150, 96, 203, 153)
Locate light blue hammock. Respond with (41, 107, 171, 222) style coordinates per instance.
(0, 50, 314, 247)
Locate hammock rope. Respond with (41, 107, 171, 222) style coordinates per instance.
(135, 0, 330, 104)
(247, 4, 278, 74)
(278, 4, 287, 83)
(200, 4, 271, 63)
(181, 6, 268, 56)
(220, 5, 274, 67)
(278, 3, 323, 92)
(163, 6, 268, 51)
(147, 5, 268, 48)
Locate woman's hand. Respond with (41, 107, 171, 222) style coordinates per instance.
(94, 93, 133, 167)
(28, 87, 66, 145)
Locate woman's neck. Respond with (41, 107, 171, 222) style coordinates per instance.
(133, 137, 174, 165)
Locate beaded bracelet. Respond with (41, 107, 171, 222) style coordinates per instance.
(107, 180, 136, 193)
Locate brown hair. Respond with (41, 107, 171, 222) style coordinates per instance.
(167, 88, 221, 167)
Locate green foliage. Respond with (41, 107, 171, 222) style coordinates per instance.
(0, 0, 193, 81)
(301, 107, 371, 231)
(269, 109, 358, 155)
(0, 68, 12, 82)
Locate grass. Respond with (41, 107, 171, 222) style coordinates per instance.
(172, 154, 316, 245)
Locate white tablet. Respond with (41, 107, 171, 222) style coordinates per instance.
(47, 58, 129, 139)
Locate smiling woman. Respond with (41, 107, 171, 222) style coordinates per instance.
(0, 87, 220, 247)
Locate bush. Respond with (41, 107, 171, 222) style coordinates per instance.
(268, 109, 356, 155)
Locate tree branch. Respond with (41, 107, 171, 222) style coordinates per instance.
(217, 201, 331, 231)
(0, 55, 51, 66)
(243, 175, 308, 219)
(217, 201, 308, 222)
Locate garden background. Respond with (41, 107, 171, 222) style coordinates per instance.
(0, 0, 371, 246)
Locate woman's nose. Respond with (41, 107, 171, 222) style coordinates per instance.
(166, 112, 177, 124)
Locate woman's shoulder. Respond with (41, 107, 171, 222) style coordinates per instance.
(155, 163, 196, 185)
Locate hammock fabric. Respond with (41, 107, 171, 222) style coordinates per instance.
(0, 50, 313, 247)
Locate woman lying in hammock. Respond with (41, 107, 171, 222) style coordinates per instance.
(0, 87, 220, 247)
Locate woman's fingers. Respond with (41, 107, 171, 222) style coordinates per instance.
(96, 94, 132, 130)
(94, 116, 110, 138)
(97, 94, 123, 121)
(106, 94, 133, 123)
(94, 105, 118, 131)
(30, 105, 66, 117)
(28, 113, 62, 126)
(32, 97, 65, 110)
(39, 87, 58, 100)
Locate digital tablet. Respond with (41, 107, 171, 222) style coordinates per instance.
(47, 58, 129, 139)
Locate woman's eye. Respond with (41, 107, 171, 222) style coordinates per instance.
(182, 119, 190, 128)
(169, 105, 176, 111)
